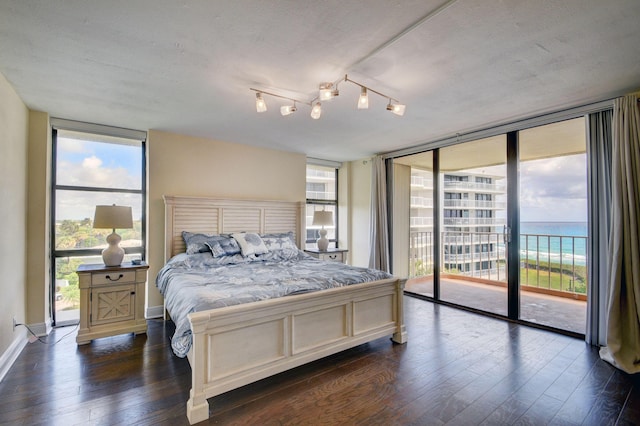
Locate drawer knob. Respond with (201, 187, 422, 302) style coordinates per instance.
(105, 274, 124, 282)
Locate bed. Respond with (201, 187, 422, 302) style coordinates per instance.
(160, 195, 407, 424)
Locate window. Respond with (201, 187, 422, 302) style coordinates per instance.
(51, 120, 146, 326)
(305, 163, 338, 249)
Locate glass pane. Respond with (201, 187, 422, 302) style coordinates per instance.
(56, 130, 142, 190)
(55, 190, 143, 250)
(306, 165, 336, 200)
(54, 254, 140, 324)
(305, 204, 336, 249)
(396, 151, 435, 297)
(518, 118, 587, 334)
(439, 135, 508, 316)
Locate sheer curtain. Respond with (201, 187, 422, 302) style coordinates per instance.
(599, 94, 640, 374)
(369, 156, 390, 272)
(586, 109, 612, 346)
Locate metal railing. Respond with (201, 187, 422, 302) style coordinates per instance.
(443, 181, 506, 192)
(409, 230, 587, 296)
(442, 199, 507, 209)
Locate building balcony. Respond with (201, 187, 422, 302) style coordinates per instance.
(442, 199, 507, 209)
(443, 181, 506, 193)
(410, 196, 434, 208)
(443, 217, 505, 226)
(406, 230, 587, 334)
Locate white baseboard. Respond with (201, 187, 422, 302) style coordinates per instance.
(28, 319, 53, 337)
(0, 328, 27, 383)
(146, 305, 164, 319)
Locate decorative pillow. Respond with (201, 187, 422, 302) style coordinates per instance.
(204, 240, 226, 258)
(217, 237, 241, 256)
(231, 232, 269, 256)
(182, 232, 241, 256)
(182, 231, 216, 254)
(260, 231, 298, 251)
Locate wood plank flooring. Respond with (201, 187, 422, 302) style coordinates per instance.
(1, 296, 638, 425)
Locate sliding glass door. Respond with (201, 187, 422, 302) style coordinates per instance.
(438, 136, 508, 315)
(400, 117, 588, 335)
(517, 118, 587, 333)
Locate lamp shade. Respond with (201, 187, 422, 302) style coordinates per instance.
(312, 210, 333, 227)
(93, 205, 133, 229)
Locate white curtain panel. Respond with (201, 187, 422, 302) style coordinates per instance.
(369, 156, 390, 272)
(599, 94, 640, 373)
(586, 109, 612, 346)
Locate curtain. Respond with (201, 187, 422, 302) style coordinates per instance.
(586, 109, 612, 346)
(369, 155, 390, 272)
(599, 94, 640, 374)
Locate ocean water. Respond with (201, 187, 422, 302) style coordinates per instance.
(519, 222, 587, 266)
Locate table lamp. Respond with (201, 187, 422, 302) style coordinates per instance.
(312, 210, 333, 251)
(93, 204, 133, 266)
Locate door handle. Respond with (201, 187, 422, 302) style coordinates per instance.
(503, 225, 511, 244)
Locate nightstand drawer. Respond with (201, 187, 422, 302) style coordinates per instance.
(318, 252, 344, 262)
(92, 270, 136, 286)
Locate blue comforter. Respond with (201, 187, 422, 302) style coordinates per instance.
(156, 250, 392, 357)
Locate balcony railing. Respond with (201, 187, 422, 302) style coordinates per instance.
(443, 181, 506, 192)
(409, 230, 587, 297)
(442, 199, 507, 209)
(410, 196, 434, 208)
(443, 217, 505, 226)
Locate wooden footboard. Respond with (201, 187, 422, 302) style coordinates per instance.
(185, 277, 407, 424)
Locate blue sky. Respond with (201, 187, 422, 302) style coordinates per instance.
(57, 137, 143, 220)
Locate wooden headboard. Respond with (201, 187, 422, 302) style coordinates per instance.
(163, 195, 306, 260)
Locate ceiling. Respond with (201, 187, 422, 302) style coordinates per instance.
(1, 0, 639, 162)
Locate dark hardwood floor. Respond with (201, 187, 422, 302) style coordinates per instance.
(1, 296, 638, 425)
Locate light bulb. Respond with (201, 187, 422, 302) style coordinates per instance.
(392, 104, 406, 116)
(255, 93, 267, 113)
(387, 101, 406, 116)
(358, 87, 369, 109)
(319, 83, 334, 101)
(280, 104, 297, 116)
(310, 102, 322, 119)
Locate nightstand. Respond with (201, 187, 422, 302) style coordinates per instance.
(304, 248, 348, 263)
(76, 262, 149, 345)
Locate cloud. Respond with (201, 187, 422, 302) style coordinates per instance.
(519, 154, 587, 221)
(82, 155, 102, 169)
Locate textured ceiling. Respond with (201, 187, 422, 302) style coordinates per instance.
(1, 0, 639, 161)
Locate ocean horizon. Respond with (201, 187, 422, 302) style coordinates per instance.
(519, 221, 587, 266)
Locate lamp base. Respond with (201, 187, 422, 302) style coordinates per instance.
(317, 228, 329, 251)
(102, 231, 125, 266)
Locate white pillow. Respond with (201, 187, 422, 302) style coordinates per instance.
(231, 232, 268, 256)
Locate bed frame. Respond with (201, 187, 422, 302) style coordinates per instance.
(163, 195, 407, 424)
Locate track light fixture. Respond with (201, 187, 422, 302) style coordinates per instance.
(358, 87, 369, 109)
(255, 92, 267, 113)
(280, 101, 297, 116)
(250, 74, 404, 119)
(310, 102, 322, 119)
(386, 100, 406, 116)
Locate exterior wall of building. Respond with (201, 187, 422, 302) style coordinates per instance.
(410, 168, 506, 279)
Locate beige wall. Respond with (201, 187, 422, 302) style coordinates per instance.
(146, 130, 306, 311)
(26, 111, 51, 327)
(347, 158, 372, 267)
(0, 72, 29, 356)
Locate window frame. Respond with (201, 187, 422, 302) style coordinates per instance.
(305, 164, 339, 248)
(50, 120, 147, 326)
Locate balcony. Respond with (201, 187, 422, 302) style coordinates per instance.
(442, 199, 507, 209)
(443, 181, 506, 193)
(442, 217, 506, 226)
(410, 196, 434, 208)
(406, 230, 587, 334)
